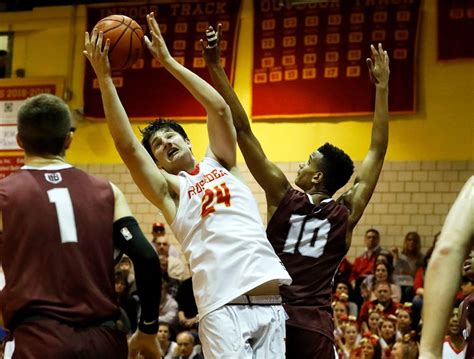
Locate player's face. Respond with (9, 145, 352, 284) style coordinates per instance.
(295, 151, 321, 191)
(396, 310, 411, 329)
(150, 129, 193, 174)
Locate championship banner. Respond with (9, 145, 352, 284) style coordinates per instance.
(438, 0, 474, 60)
(252, 0, 420, 119)
(0, 77, 63, 151)
(0, 156, 24, 179)
(84, 1, 241, 121)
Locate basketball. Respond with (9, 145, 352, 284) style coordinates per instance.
(93, 15, 144, 71)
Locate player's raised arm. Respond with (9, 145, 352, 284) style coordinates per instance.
(83, 29, 176, 224)
(203, 24, 290, 207)
(341, 44, 390, 238)
(144, 13, 235, 170)
(419, 177, 474, 359)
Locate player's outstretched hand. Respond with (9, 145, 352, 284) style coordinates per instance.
(201, 23, 222, 67)
(366, 43, 390, 89)
(128, 330, 162, 359)
(83, 28, 111, 78)
(144, 12, 172, 66)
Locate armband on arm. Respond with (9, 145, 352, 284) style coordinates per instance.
(113, 216, 161, 334)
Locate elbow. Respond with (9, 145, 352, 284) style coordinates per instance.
(215, 102, 231, 120)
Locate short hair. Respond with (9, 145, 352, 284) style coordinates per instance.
(140, 119, 189, 161)
(17, 94, 71, 156)
(0, 50, 7, 56)
(366, 228, 380, 236)
(316, 143, 354, 195)
(374, 281, 391, 290)
(176, 330, 194, 344)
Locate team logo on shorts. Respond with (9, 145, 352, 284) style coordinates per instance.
(44, 172, 62, 184)
(121, 227, 133, 240)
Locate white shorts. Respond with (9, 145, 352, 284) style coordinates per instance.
(199, 304, 286, 359)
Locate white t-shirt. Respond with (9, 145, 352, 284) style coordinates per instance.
(171, 158, 291, 318)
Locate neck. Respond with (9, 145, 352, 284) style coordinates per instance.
(449, 334, 464, 347)
(24, 154, 67, 167)
(308, 190, 331, 204)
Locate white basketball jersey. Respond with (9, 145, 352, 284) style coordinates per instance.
(170, 157, 292, 318)
(442, 337, 466, 358)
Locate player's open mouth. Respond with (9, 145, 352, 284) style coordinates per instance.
(167, 148, 179, 159)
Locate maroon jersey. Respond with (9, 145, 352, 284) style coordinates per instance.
(461, 293, 474, 357)
(0, 164, 120, 329)
(267, 188, 349, 339)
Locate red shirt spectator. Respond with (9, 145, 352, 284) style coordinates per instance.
(349, 229, 382, 283)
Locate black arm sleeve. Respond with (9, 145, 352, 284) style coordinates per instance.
(113, 216, 161, 334)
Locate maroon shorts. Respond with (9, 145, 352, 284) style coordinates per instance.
(286, 325, 336, 359)
(12, 319, 127, 359)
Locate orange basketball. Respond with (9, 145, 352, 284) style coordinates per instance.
(93, 15, 144, 71)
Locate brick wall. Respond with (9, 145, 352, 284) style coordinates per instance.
(77, 161, 473, 261)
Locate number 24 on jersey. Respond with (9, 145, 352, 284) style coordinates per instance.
(201, 182, 231, 218)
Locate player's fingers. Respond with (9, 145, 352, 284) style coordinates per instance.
(217, 23, 223, 43)
(384, 50, 389, 65)
(82, 50, 90, 60)
(103, 38, 110, 57)
(206, 27, 217, 48)
(84, 31, 90, 49)
(199, 38, 206, 51)
(91, 28, 98, 48)
(366, 58, 374, 72)
(97, 31, 103, 53)
(144, 35, 151, 46)
(147, 12, 161, 37)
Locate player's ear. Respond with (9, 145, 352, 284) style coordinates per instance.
(64, 131, 73, 150)
(16, 133, 24, 150)
(312, 171, 324, 185)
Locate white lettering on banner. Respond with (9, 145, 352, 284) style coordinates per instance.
(0, 126, 20, 150)
(260, 0, 341, 12)
(99, 5, 159, 20)
(170, 2, 227, 16)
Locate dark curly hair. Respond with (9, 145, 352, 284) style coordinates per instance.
(140, 118, 189, 160)
(317, 143, 354, 195)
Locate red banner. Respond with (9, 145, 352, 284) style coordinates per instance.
(84, 1, 241, 121)
(252, 0, 420, 119)
(0, 78, 62, 151)
(438, 0, 474, 60)
(0, 156, 23, 179)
